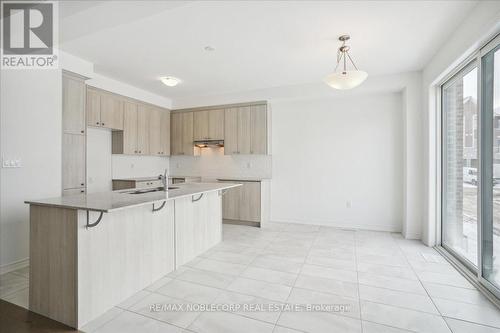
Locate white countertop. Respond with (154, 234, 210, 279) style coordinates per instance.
(217, 177, 271, 182)
(25, 182, 240, 213)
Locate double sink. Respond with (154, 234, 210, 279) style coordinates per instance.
(124, 187, 178, 195)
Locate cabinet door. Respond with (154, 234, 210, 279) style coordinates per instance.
(237, 107, 252, 154)
(174, 196, 196, 266)
(86, 88, 101, 127)
(137, 105, 150, 155)
(170, 113, 183, 155)
(160, 110, 170, 156)
(193, 110, 209, 140)
(250, 105, 267, 154)
(62, 133, 85, 189)
(63, 75, 85, 134)
(149, 107, 162, 155)
(239, 182, 261, 222)
(224, 108, 238, 155)
(100, 93, 124, 130)
(221, 182, 241, 220)
(208, 109, 224, 140)
(181, 112, 194, 155)
(123, 102, 138, 154)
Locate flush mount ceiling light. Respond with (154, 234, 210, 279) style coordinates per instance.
(160, 76, 180, 87)
(324, 35, 368, 90)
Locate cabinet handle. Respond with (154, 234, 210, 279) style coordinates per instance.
(96, 122, 99, 125)
(101, 122, 105, 126)
(81, 130, 85, 134)
(139, 150, 141, 153)
(80, 190, 85, 193)
(134, 150, 137, 153)
(81, 183, 84, 186)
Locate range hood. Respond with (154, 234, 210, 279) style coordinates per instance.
(194, 139, 224, 148)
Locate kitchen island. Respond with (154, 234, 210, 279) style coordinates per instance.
(25, 182, 239, 329)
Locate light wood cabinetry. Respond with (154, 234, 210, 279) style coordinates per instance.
(100, 92, 123, 130)
(63, 75, 86, 135)
(111, 99, 169, 156)
(86, 87, 123, 130)
(136, 105, 150, 155)
(224, 104, 267, 155)
(193, 110, 209, 141)
(172, 102, 267, 155)
(250, 104, 267, 154)
(194, 109, 224, 140)
(175, 191, 222, 266)
(62, 72, 87, 196)
(62, 134, 86, 190)
(239, 181, 261, 222)
(160, 110, 170, 156)
(171, 112, 194, 155)
(219, 179, 269, 226)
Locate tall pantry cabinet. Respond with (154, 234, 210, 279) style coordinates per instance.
(62, 71, 87, 196)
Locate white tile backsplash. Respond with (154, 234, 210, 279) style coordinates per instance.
(170, 147, 272, 180)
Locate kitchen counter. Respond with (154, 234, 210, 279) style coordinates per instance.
(25, 182, 239, 213)
(26, 181, 240, 329)
(217, 177, 271, 182)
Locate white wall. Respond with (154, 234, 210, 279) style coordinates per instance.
(172, 74, 418, 233)
(422, 1, 500, 246)
(270, 93, 403, 231)
(0, 70, 62, 272)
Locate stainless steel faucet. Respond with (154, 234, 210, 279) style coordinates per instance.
(160, 168, 168, 192)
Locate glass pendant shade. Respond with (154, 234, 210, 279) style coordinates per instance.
(324, 70, 368, 90)
(325, 35, 367, 90)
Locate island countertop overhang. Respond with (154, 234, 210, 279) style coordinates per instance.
(24, 182, 241, 213)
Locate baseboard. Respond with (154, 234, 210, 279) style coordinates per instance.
(268, 218, 402, 233)
(0, 258, 29, 275)
(402, 232, 421, 240)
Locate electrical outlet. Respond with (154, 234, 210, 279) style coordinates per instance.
(246, 162, 251, 169)
(346, 200, 352, 208)
(2, 157, 22, 168)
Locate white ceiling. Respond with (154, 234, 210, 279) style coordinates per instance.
(59, 0, 478, 100)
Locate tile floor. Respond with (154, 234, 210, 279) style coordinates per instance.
(1, 222, 500, 333)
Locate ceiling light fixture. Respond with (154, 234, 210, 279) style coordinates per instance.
(324, 35, 368, 90)
(160, 76, 180, 87)
(204, 46, 215, 52)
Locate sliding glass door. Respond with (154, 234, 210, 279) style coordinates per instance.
(442, 34, 500, 297)
(442, 63, 479, 268)
(481, 38, 500, 293)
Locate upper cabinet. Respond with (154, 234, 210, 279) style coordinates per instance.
(193, 109, 224, 141)
(224, 104, 267, 155)
(172, 102, 268, 156)
(62, 74, 86, 135)
(86, 86, 169, 156)
(171, 112, 194, 155)
(86, 87, 123, 130)
(149, 106, 170, 156)
(62, 71, 87, 196)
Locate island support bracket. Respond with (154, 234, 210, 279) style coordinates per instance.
(86, 211, 104, 229)
(152, 201, 167, 212)
(192, 193, 204, 202)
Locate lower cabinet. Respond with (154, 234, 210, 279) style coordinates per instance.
(218, 179, 270, 226)
(174, 191, 222, 267)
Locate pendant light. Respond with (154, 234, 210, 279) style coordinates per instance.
(324, 35, 368, 90)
